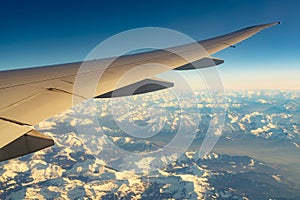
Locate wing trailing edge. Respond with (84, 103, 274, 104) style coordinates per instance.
(0, 129, 54, 162)
(0, 119, 53, 162)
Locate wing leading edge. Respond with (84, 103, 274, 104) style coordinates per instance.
(0, 22, 280, 161)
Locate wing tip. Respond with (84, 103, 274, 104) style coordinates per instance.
(273, 21, 281, 25)
(264, 21, 281, 28)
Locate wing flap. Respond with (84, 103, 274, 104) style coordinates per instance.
(0, 119, 32, 148)
(0, 118, 54, 162)
(0, 88, 85, 125)
(0, 129, 54, 162)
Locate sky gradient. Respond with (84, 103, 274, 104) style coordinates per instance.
(0, 0, 299, 89)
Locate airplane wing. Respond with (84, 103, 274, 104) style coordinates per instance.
(0, 22, 279, 161)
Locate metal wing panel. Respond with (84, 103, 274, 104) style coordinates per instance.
(1, 90, 80, 125)
(0, 119, 32, 148)
(0, 129, 54, 162)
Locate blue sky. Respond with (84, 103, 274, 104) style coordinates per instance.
(0, 0, 299, 89)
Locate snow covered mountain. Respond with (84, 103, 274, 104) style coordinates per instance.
(0, 90, 299, 199)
